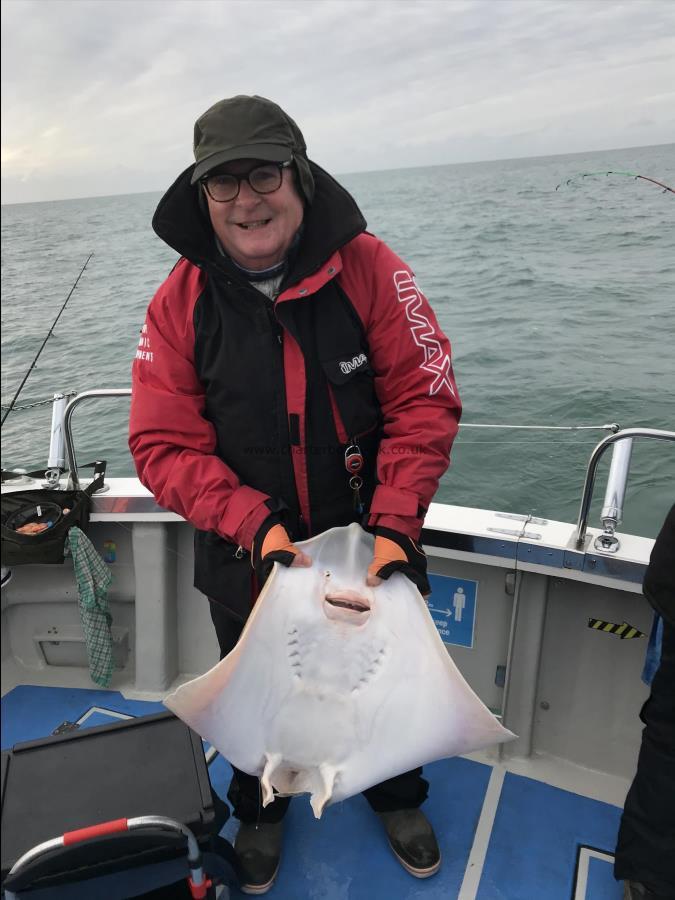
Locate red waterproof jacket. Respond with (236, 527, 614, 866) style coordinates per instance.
(129, 161, 461, 602)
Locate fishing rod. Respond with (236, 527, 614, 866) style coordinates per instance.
(1, 252, 94, 428)
(555, 170, 674, 193)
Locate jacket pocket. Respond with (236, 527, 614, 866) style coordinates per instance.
(320, 353, 381, 439)
(193, 529, 252, 620)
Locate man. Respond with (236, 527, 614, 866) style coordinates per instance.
(615, 504, 675, 900)
(129, 94, 461, 894)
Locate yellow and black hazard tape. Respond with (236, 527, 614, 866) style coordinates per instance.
(588, 618, 645, 640)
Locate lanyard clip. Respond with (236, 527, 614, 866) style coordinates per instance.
(344, 442, 363, 475)
(345, 441, 364, 514)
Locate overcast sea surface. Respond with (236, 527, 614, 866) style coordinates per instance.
(2, 144, 674, 538)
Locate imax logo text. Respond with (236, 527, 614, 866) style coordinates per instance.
(393, 271, 456, 398)
(339, 353, 368, 375)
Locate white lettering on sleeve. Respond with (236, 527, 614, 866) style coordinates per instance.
(393, 271, 456, 397)
(135, 323, 153, 363)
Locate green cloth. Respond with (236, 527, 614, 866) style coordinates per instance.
(66, 526, 113, 688)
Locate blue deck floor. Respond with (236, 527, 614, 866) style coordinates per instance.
(1, 685, 624, 899)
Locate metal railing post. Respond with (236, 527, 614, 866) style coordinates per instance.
(574, 428, 675, 549)
(63, 389, 132, 489)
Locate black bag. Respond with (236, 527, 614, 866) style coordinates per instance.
(1, 462, 106, 566)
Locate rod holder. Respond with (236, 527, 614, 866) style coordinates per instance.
(42, 393, 68, 487)
(47, 394, 67, 469)
(595, 438, 634, 552)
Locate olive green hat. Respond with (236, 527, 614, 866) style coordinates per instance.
(191, 94, 315, 203)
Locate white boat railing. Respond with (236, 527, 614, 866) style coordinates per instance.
(52, 389, 673, 546)
(575, 428, 675, 550)
(63, 388, 132, 489)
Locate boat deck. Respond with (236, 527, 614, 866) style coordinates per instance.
(1, 684, 626, 899)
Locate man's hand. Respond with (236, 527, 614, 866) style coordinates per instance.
(366, 527, 430, 596)
(252, 518, 311, 586)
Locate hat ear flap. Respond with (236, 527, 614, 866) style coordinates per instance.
(294, 155, 315, 205)
(196, 182, 210, 221)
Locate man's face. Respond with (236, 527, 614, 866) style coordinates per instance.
(203, 159, 304, 271)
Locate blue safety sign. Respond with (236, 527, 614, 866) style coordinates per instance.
(425, 574, 478, 648)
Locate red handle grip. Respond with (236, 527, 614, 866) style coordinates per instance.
(63, 818, 129, 845)
(188, 877, 213, 899)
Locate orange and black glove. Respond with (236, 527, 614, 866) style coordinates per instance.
(366, 526, 430, 595)
(252, 517, 310, 586)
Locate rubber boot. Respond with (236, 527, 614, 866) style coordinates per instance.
(377, 808, 441, 878)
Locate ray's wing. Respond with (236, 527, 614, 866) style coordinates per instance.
(164, 569, 298, 774)
(326, 571, 515, 803)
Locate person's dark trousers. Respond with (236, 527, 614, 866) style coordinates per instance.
(614, 620, 675, 896)
(209, 599, 429, 825)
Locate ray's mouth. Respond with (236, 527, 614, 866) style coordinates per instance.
(324, 591, 371, 614)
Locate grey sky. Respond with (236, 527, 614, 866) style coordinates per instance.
(2, 0, 674, 204)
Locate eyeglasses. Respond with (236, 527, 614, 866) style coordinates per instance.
(200, 160, 293, 202)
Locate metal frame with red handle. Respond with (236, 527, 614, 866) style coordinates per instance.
(4, 815, 212, 900)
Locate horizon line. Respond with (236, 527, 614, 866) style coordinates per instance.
(2, 139, 673, 207)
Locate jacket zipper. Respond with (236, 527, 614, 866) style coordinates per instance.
(263, 300, 307, 536)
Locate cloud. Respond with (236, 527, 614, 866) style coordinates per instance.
(2, 0, 674, 203)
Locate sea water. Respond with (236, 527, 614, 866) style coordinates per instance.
(2, 143, 674, 537)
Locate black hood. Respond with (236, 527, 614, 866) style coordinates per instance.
(151, 160, 367, 285)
